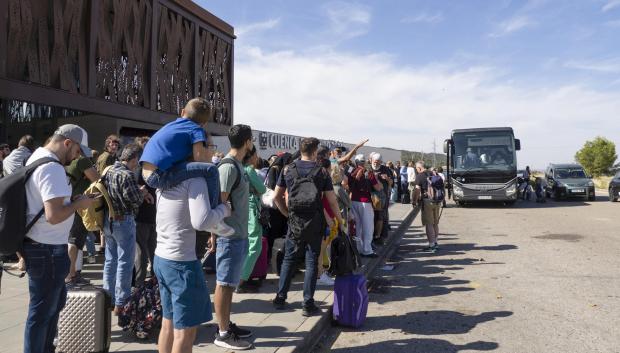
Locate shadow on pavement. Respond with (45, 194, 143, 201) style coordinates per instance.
(328, 338, 499, 353)
(368, 310, 513, 335)
(455, 199, 589, 209)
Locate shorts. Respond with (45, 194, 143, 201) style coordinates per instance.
(68, 212, 88, 249)
(153, 256, 213, 329)
(215, 237, 249, 287)
(421, 199, 441, 226)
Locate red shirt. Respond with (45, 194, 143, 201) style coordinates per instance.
(347, 167, 378, 203)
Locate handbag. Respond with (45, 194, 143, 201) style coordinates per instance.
(261, 188, 276, 208)
(371, 191, 385, 210)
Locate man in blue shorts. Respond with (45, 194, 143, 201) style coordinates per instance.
(154, 175, 231, 353)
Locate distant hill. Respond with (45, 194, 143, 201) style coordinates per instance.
(400, 151, 446, 168)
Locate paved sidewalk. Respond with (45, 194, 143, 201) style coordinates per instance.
(0, 203, 414, 353)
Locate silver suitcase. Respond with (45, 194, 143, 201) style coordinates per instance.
(57, 286, 112, 353)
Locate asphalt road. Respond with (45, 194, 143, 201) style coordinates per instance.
(315, 192, 620, 353)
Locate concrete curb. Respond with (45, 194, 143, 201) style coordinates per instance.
(291, 206, 419, 353)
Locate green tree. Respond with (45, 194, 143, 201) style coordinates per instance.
(575, 137, 617, 177)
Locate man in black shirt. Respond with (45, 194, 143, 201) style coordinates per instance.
(412, 161, 440, 252)
(272, 138, 343, 317)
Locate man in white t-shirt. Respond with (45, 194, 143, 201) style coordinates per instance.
(22, 124, 94, 353)
(154, 177, 230, 353)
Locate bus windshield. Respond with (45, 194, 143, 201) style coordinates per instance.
(452, 131, 516, 172)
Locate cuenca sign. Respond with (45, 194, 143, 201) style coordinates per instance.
(212, 129, 402, 162)
(256, 131, 343, 153)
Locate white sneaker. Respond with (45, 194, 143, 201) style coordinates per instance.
(208, 220, 235, 236)
(87, 255, 96, 264)
(317, 273, 335, 286)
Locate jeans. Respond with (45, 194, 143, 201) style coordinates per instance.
(215, 237, 249, 287)
(134, 222, 157, 285)
(145, 162, 220, 207)
(154, 256, 213, 329)
(103, 216, 136, 306)
(23, 243, 70, 353)
(276, 236, 322, 306)
(85, 232, 96, 256)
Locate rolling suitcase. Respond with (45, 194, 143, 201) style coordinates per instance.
(250, 236, 269, 281)
(271, 237, 286, 276)
(57, 286, 112, 353)
(333, 274, 368, 328)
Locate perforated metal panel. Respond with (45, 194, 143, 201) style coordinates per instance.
(57, 289, 111, 353)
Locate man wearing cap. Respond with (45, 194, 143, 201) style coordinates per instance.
(22, 124, 95, 353)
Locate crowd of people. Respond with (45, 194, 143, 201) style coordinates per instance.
(4, 97, 447, 353)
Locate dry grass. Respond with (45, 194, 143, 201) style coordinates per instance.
(594, 176, 612, 190)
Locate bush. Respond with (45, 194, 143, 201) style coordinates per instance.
(575, 137, 617, 177)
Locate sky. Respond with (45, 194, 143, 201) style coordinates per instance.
(198, 0, 620, 169)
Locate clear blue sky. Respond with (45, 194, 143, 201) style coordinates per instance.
(198, 0, 620, 169)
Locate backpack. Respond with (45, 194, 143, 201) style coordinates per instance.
(328, 229, 361, 277)
(77, 166, 116, 232)
(364, 170, 386, 211)
(218, 158, 242, 210)
(118, 277, 162, 339)
(427, 175, 445, 203)
(286, 163, 325, 241)
(0, 157, 61, 255)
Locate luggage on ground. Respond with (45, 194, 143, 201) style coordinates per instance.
(57, 286, 112, 353)
(118, 277, 162, 339)
(249, 236, 269, 281)
(0, 157, 60, 255)
(271, 237, 286, 275)
(333, 274, 369, 328)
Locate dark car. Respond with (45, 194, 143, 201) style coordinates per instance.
(609, 171, 620, 202)
(544, 163, 595, 201)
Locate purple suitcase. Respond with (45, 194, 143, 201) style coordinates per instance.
(333, 274, 368, 328)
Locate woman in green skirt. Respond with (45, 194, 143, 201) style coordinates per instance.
(237, 145, 267, 293)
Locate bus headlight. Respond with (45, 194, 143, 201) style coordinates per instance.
(453, 185, 464, 197)
(506, 184, 517, 196)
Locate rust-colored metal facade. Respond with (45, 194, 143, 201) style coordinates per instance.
(0, 0, 234, 142)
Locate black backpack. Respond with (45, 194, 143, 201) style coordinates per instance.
(328, 229, 362, 277)
(0, 157, 61, 255)
(427, 175, 445, 203)
(286, 163, 324, 241)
